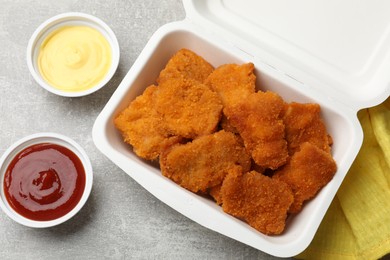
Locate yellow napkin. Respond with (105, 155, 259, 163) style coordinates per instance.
(298, 97, 390, 260)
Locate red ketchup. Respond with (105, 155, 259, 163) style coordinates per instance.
(3, 143, 86, 221)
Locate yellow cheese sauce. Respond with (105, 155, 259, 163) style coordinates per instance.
(38, 25, 112, 92)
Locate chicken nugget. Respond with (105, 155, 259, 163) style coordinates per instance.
(157, 48, 214, 84)
(160, 130, 251, 193)
(114, 85, 181, 160)
(156, 78, 223, 139)
(221, 170, 293, 235)
(226, 91, 289, 169)
(219, 114, 238, 134)
(208, 166, 243, 205)
(205, 63, 256, 108)
(283, 102, 332, 155)
(273, 142, 337, 213)
(209, 184, 223, 205)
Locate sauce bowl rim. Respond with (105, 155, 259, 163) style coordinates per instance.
(26, 12, 120, 97)
(0, 132, 93, 228)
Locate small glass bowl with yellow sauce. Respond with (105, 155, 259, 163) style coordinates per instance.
(27, 13, 120, 97)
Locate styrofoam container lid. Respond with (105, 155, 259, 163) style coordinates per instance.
(184, 0, 390, 110)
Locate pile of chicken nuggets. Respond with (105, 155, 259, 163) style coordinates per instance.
(114, 49, 337, 235)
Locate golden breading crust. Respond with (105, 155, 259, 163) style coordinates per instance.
(219, 114, 238, 134)
(157, 48, 214, 84)
(273, 142, 337, 213)
(221, 170, 294, 235)
(208, 166, 243, 205)
(114, 85, 182, 160)
(225, 91, 289, 169)
(205, 63, 256, 108)
(160, 130, 251, 193)
(114, 48, 338, 236)
(209, 184, 223, 205)
(156, 78, 223, 139)
(283, 102, 332, 155)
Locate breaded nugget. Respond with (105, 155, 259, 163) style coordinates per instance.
(208, 166, 243, 205)
(221, 170, 293, 235)
(283, 102, 332, 155)
(273, 142, 337, 213)
(115, 49, 338, 236)
(209, 184, 223, 205)
(219, 114, 238, 134)
(205, 63, 256, 108)
(114, 85, 181, 160)
(250, 161, 266, 175)
(160, 130, 251, 193)
(157, 48, 214, 84)
(156, 78, 223, 139)
(226, 91, 289, 169)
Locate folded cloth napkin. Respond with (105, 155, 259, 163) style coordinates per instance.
(298, 97, 390, 260)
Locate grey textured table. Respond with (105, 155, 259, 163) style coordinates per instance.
(0, 1, 291, 259)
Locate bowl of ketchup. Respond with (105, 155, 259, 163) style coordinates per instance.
(0, 133, 93, 228)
